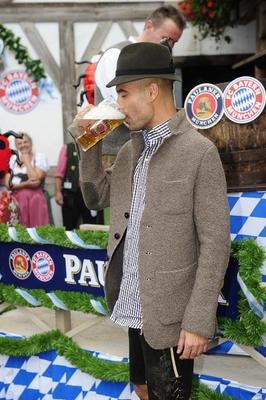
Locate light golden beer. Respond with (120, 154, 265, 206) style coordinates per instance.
(77, 118, 124, 151)
(75, 97, 125, 151)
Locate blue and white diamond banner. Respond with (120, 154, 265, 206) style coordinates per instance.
(228, 191, 266, 288)
(0, 332, 265, 400)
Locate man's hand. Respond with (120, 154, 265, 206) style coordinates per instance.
(73, 104, 94, 122)
(72, 104, 95, 137)
(177, 329, 208, 359)
(55, 190, 64, 206)
(20, 153, 31, 165)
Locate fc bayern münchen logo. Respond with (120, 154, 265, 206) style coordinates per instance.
(32, 251, 55, 282)
(223, 76, 266, 124)
(184, 83, 224, 129)
(0, 70, 39, 114)
(9, 248, 31, 280)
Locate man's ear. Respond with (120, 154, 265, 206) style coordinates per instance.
(144, 19, 154, 32)
(147, 82, 159, 102)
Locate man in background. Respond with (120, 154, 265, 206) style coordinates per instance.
(55, 142, 103, 230)
(94, 5, 186, 154)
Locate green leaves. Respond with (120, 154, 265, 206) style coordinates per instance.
(0, 23, 46, 82)
(0, 223, 108, 249)
(220, 239, 266, 346)
(178, 0, 235, 42)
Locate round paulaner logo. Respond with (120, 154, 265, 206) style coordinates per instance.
(9, 248, 31, 280)
(32, 251, 55, 282)
(223, 76, 266, 124)
(184, 83, 224, 129)
(0, 70, 39, 114)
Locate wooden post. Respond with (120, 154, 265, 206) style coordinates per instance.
(59, 20, 77, 142)
(55, 310, 72, 333)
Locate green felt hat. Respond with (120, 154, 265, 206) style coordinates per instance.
(106, 42, 180, 87)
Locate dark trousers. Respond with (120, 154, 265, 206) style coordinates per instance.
(129, 328, 194, 400)
(62, 189, 104, 230)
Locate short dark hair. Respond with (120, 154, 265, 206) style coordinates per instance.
(148, 5, 186, 31)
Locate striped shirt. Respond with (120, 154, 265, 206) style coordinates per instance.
(110, 120, 172, 328)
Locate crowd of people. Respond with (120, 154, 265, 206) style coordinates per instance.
(0, 132, 102, 228)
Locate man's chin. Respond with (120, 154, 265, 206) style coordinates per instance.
(127, 123, 143, 131)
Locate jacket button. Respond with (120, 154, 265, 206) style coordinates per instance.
(124, 212, 130, 219)
(114, 233, 120, 240)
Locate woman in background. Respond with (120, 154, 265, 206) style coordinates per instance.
(10, 133, 49, 227)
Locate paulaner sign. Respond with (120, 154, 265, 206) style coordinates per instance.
(0, 243, 106, 297)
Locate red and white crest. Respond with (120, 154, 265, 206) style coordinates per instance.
(223, 76, 266, 124)
(0, 70, 39, 114)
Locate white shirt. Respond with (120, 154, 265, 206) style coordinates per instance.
(110, 121, 172, 328)
(10, 153, 49, 184)
(95, 36, 137, 100)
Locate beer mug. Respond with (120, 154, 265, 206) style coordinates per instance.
(74, 97, 125, 151)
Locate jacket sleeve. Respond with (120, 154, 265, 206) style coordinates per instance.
(181, 144, 231, 338)
(68, 124, 112, 210)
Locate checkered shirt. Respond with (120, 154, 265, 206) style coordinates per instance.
(110, 120, 172, 328)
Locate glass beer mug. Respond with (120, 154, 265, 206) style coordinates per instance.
(74, 97, 125, 151)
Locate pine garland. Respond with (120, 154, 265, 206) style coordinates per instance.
(192, 379, 234, 400)
(0, 330, 129, 382)
(0, 225, 265, 346)
(0, 330, 234, 399)
(0, 23, 46, 82)
(0, 283, 108, 316)
(0, 223, 109, 248)
(0, 229, 264, 398)
(220, 239, 266, 346)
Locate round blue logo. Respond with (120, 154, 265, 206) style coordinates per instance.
(184, 83, 224, 129)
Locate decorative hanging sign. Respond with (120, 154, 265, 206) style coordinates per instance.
(0, 70, 39, 114)
(223, 76, 266, 124)
(184, 83, 224, 129)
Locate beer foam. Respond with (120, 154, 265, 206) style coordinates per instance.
(83, 104, 125, 120)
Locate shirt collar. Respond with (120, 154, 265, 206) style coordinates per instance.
(143, 120, 171, 147)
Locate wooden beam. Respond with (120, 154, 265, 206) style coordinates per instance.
(55, 310, 71, 333)
(20, 22, 61, 90)
(119, 21, 139, 38)
(0, 2, 163, 22)
(76, 21, 113, 78)
(258, 0, 266, 39)
(0, 0, 13, 4)
(59, 20, 77, 142)
(232, 50, 266, 69)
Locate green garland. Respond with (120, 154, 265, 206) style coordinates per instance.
(0, 23, 46, 82)
(220, 239, 266, 346)
(0, 227, 264, 398)
(0, 225, 265, 345)
(0, 283, 108, 316)
(0, 223, 109, 249)
(0, 330, 128, 382)
(0, 330, 234, 399)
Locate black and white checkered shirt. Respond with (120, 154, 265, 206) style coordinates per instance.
(110, 120, 172, 328)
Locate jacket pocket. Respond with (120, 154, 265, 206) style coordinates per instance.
(158, 178, 192, 215)
(155, 262, 197, 325)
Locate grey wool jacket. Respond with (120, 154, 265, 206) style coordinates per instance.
(74, 109, 231, 350)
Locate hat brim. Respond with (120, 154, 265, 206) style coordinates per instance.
(106, 74, 181, 88)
